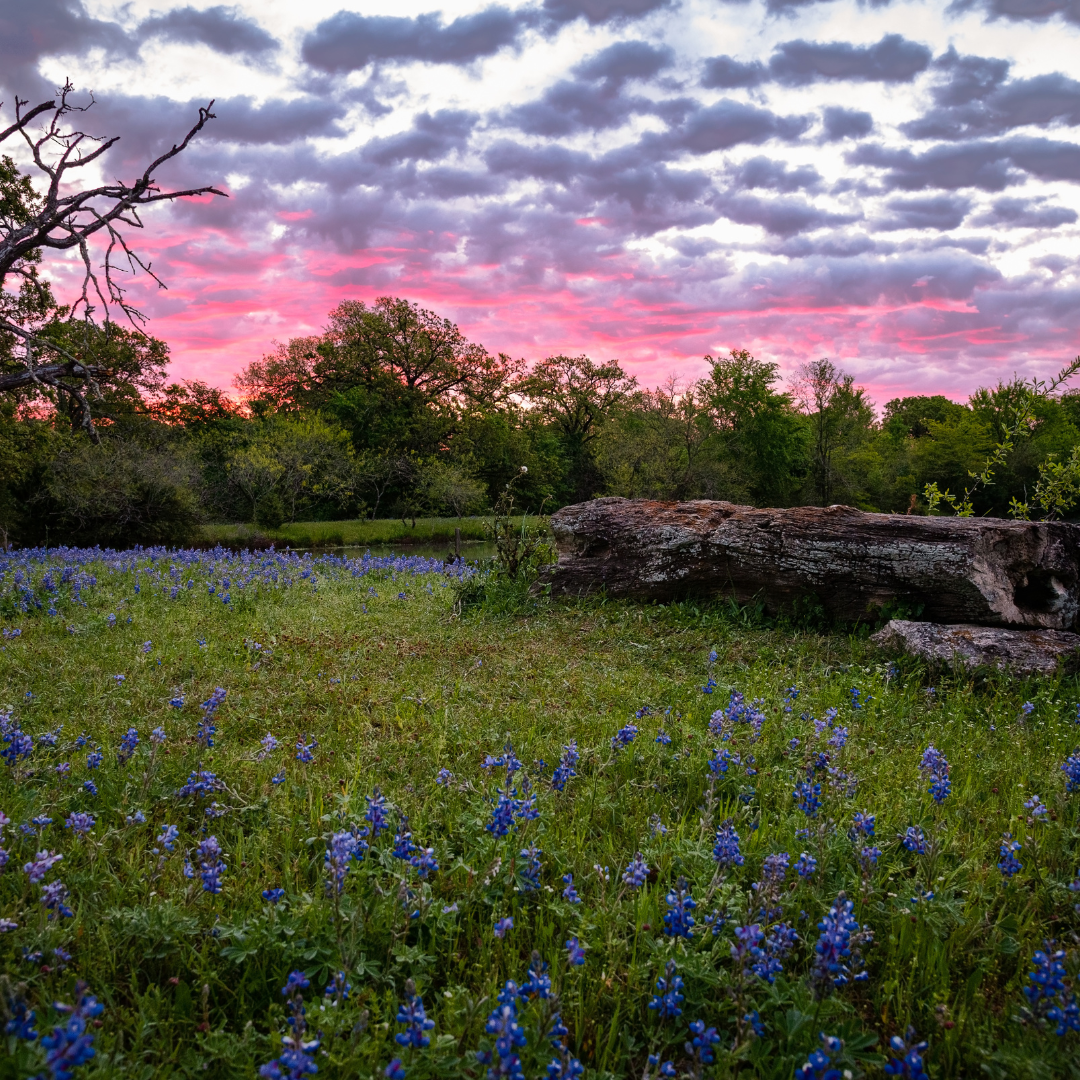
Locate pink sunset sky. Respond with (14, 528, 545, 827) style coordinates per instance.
(4, 0, 1080, 404)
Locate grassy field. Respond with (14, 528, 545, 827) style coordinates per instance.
(1, 547, 1079, 1079)
(201, 516, 521, 550)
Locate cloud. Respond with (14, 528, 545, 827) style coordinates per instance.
(360, 110, 479, 165)
(850, 140, 1018, 190)
(649, 99, 811, 154)
(137, 5, 278, 57)
(875, 193, 973, 230)
(715, 192, 861, 236)
(821, 106, 874, 140)
(701, 55, 766, 89)
(970, 196, 1079, 227)
(768, 33, 931, 85)
(541, 0, 675, 25)
(573, 39, 674, 83)
(949, 0, 1080, 27)
(301, 6, 528, 72)
(729, 155, 824, 192)
(0, 0, 131, 96)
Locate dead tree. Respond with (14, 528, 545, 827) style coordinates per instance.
(0, 81, 226, 437)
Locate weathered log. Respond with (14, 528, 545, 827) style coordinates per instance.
(872, 619, 1080, 676)
(543, 498, 1080, 629)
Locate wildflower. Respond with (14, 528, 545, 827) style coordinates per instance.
(519, 845, 542, 891)
(385, 1060, 406, 1080)
(1020, 701, 1035, 718)
(705, 820, 744, 870)
(396, 990, 435, 1049)
(650, 814, 668, 837)
(919, 745, 950, 803)
(851, 811, 875, 837)
(647, 1055, 676, 1079)
(442, 903, 459, 915)
(4, 994, 36, 1039)
(685, 1020, 720, 1069)
(392, 817, 417, 861)
(86, 750, 102, 770)
(493, 917, 513, 939)
(178, 770, 225, 799)
(566, 937, 586, 965)
(998, 834, 1022, 878)
(479, 987, 527, 1080)
(40, 983, 103, 1078)
(82, 781, 97, 797)
(761, 852, 790, 883)
(32, 815, 53, 830)
(141, 641, 152, 654)
(169, 694, 184, 708)
(797, 1034, 844, 1080)
(195, 836, 226, 894)
(1024, 795, 1048, 821)
(622, 852, 649, 889)
(366, 788, 390, 836)
(436, 767, 453, 786)
(795, 852, 818, 878)
(64, 813, 94, 836)
(794, 780, 822, 817)
(412, 847, 439, 879)
(260, 971, 319, 1080)
(24, 850, 62, 883)
(663, 877, 696, 939)
(648, 960, 684, 1021)
(325, 831, 361, 895)
(593, 863, 610, 882)
(859, 846, 881, 869)
(271, 771, 286, 785)
(113, 674, 125, 684)
(117, 728, 139, 765)
(708, 747, 731, 775)
(1, 722, 33, 767)
(701, 676, 717, 695)
(201, 687, 227, 719)
(883, 1028, 929, 1079)
(902, 826, 927, 854)
(263, 887, 286, 904)
(789, 737, 800, 749)
(295, 736, 317, 763)
(811, 894, 871, 994)
(1022, 942, 1080, 1036)
(561, 874, 581, 903)
(256, 734, 280, 761)
(828, 726, 849, 750)
(487, 788, 519, 837)
(325, 973, 351, 1000)
(611, 723, 639, 751)
(520, 955, 552, 1000)
(155, 825, 179, 852)
(40, 876, 74, 918)
(784, 686, 800, 712)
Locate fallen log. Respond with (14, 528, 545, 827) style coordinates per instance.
(872, 619, 1080, 676)
(543, 498, 1080, 629)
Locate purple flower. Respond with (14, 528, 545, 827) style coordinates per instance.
(141, 641, 152, 653)
(411, 847, 439, 879)
(257, 733, 279, 760)
(435, 767, 453, 786)
(621, 852, 648, 889)
(260, 971, 319, 1079)
(565, 937, 586, 965)
(713, 820, 744, 868)
(41, 879, 74, 919)
(178, 770, 224, 799)
(902, 826, 927, 854)
(295, 737, 317, 763)
(611, 723, 639, 751)
(794, 780, 822, 817)
(519, 845, 542, 892)
(64, 813, 94, 836)
(797, 1034, 844, 1080)
(263, 887, 286, 904)
(117, 728, 139, 765)
(158, 825, 179, 852)
(385, 1059, 406, 1080)
(551, 741, 579, 792)
(998, 834, 1022, 878)
(396, 992, 435, 1049)
(794, 852, 818, 878)
(493, 917, 514, 939)
(919, 745, 950, 803)
(648, 960, 684, 1021)
(851, 811, 875, 837)
(1061, 750, 1080, 793)
(561, 874, 581, 904)
(195, 836, 226, 894)
(811, 894, 871, 994)
(82, 781, 97, 797)
(40, 983, 103, 1078)
(325, 831, 362, 895)
(23, 850, 62, 883)
(662, 878, 696, 939)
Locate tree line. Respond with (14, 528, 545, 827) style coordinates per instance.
(4, 293, 1080, 548)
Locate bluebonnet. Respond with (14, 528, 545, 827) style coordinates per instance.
(647, 1055, 676, 1079)
(701, 676, 717, 695)
(1020, 701, 1035, 718)
(488, 788, 519, 837)
(41, 880, 74, 919)
(86, 751, 102, 770)
(685, 1020, 720, 1070)
(828, 726, 849, 750)
(82, 781, 97, 797)
(784, 686, 800, 712)
(325, 831, 362, 895)
(713, 819, 744, 867)
(435, 767, 453, 786)
(325, 973, 351, 1000)
(998, 834, 1022, 878)
(902, 826, 927, 854)
(1024, 795, 1048, 821)
(195, 836, 226, 894)
(708, 747, 731, 775)
(196, 718, 216, 750)
(117, 728, 139, 765)
(795, 852, 818, 878)
(478, 985, 526, 1080)
(859, 846, 882, 869)
(4, 994, 37, 1040)
(260, 971, 319, 1079)
(730, 924, 764, 977)
(169, 693, 184, 708)
(295, 736, 317, 763)
(257, 734, 280, 760)
(158, 822, 179, 851)
(849, 687, 867, 710)
(40, 983, 103, 1080)
(566, 937, 586, 965)
(797, 1034, 844, 1080)
(663, 878, 696, 939)
(482, 743, 523, 776)
(141, 640, 152, 653)
(150, 727, 166, 746)
(519, 845, 542, 891)
(611, 723, 639, 751)
(32, 815, 53, 830)
(56, 759, 70, 776)
(64, 813, 94, 836)
(178, 770, 224, 799)
(366, 788, 390, 836)
(392, 817, 417, 861)
(113, 674, 125, 684)
(561, 874, 581, 903)
(919, 745, 951, 803)
(1, 717, 33, 767)
(812, 894, 871, 994)
(648, 960, 684, 1020)
(493, 917, 513, 939)
(385, 1059, 406, 1079)
(851, 811, 875, 837)
(396, 990, 435, 1049)
(655, 730, 671, 745)
(794, 780, 822, 817)
(412, 847, 439, 879)
(23, 850, 62, 883)
(883, 1028, 929, 1079)
(1061, 750, 1080, 793)
(37, 728, 61, 748)
(519, 955, 552, 1000)
(650, 814, 668, 837)
(263, 887, 286, 904)
(761, 852, 790, 883)
(271, 771, 286, 785)
(1020, 941, 1080, 1037)
(621, 852, 648, 889)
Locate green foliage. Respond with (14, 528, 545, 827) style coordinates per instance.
(1, 554, 1080, 1077)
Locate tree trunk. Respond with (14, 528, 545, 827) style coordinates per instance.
(542, 497, 1080, 629)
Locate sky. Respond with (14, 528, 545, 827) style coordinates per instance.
(2, 0, 1080, 403)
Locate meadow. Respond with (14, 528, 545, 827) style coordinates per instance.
(0, 545, 1079, 1080)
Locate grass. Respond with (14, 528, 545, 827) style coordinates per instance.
(1, 548, 1079, 1079)
(200, 516, 524, 549)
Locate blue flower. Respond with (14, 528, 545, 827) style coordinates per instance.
(519, 845, 542, 891)
(998, 834, 1022, 878)
(4, 995, 37, 1041)
(919, 745, 950, 803)
(662, 877, 696, 939)
(479, 990, 527, 1080)
(1061, 750, 1080, 793)
(384, 1059, 406, 1080)
(797, 1034, 844, 1080)
(713, 820, 744, 868)
(365, 788, 391, 836)
(40, 982, 103, 1079)
(260, 971, 319, 1079)
(295, 736, 317, 763)
(117, 728, 139, 765)
(795, 852, 818, 878)
(794, 780, 822, 817)
(519, 957, 552, 1000)
(325, 831, 363, 895)
(611, 723, 639, 751)
(86, 751, 102, 770)
(647, 960, 684, 1021)
(392, 817, 417, 861)
(82, 781, 97, 797)
(745, 1011, 765, 1038)
(325, 972, 351, 1000)
(565, 937, 586, 965)
(64, 813, 94, 836)
(262, 887, 286, 904)
(655, 730, 671, 746)
(493, 917, 513, 939)
(195, 836, 226, 894)
(435, 767, 453, 786)
(561, 873, 581, 904)
(902, 826, 927, 854)
(851, 811, 875, 837)
(783, 686, 800, 713)
(395, 992, 435, 1049)
(883, 1027, 929, 1079)
(621, 852, 648, 889)
(811, 894, 870, 994)
(411, 847, 439, 879)
(684, 1020, 720, 1068)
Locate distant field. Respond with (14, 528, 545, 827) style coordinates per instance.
(200, 516, 527, 549)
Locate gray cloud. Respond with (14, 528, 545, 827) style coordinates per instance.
(768, 33, 931, 85)
(361, 110, 479, 165)
(573, 39, 674, 83)
(821, 106, 874, 140)
(542, 0, 675, 25)
(301, 6, 528, 72)
(648, 99, 812, 154)
(730, 155, 824, 192)
(137, 5, 278, 57)
(875, 193, 973, 230)
(701, 55, 766, 89)
(949, 0, 1080, 26)
(715, 192, 861, 236)
(970, 196, 1079, 227)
